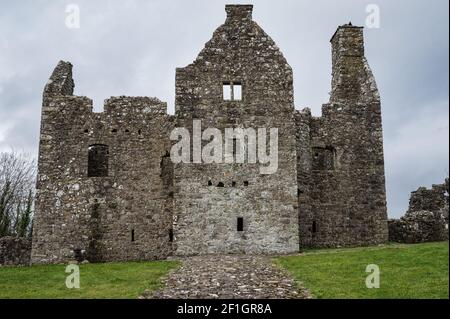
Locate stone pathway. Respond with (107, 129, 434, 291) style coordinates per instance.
(142, 255, 311, 299)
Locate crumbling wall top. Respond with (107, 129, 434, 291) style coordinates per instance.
(294, 108, 312, 120)
(104, 96, 168, 115)
(407, 180, 449, 215)
(43, 62, 169, 116)
(44, 60, 74, 97)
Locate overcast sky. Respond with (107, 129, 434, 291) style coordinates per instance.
(0, 0, 448, 218)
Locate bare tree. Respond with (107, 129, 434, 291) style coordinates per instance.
(0, 150, 36, 237)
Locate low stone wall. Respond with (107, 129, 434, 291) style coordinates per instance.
(0, 237, 32, 266)
(388, 179, 449, 244)
(388, 211, 448, 244)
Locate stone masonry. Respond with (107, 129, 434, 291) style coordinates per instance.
(147, 255, 311, 299)
(0, 237, 31, 266)
(31, 5, 389, 264)
(297, 25, 388, 247)
(389, 179, 449, 243)
(31, 66, 174, 264)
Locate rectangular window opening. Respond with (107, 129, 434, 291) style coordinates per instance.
(237, 217, 244, 232)
(131, 229, 135, 242)
(233, 83, 242, 101)
(232, 138, 238, 157)
(88, 144, 109, 177)
(223, 81, 243, 101)
(312, 221, 317, 234)
(223, 82, 232, 101)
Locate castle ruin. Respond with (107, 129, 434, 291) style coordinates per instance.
(31, 5, 388, 264)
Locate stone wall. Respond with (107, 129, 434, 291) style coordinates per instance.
(31, 5, 390, 263)
(408, 181, 449, 214)
(388, 179, 449, 243)
(31, 62, 174, 264)
(173, 5, 299, 255)
(0, 237, 31, 266)
(297, 24, 388, 248)
(388, 211, 448, 243)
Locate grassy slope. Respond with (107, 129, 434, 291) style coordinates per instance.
(275, 242, 449, 299)
(0, 260, 179, 299)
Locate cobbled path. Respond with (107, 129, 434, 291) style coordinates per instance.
(142, 255, 311, 299)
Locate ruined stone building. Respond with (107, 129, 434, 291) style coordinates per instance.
(389, 179, 449, 243)
(31, 5, 388, 264)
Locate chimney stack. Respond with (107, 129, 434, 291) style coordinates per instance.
(225, 4, 253, 20)
(330, 24, 364, 65)
(329, 25, 371, 104)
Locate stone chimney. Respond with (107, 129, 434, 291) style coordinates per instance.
(328, 24, 378, 104)
(225, 4, 253, 20)
(330, 24, 364, 60)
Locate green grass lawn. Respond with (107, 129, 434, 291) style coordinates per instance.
(275, 242, 449, 299)
(0, 260, 179, 299)
(1, 243, 448, 299)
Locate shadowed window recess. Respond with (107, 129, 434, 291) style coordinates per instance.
(237, 217, 244, 232)
(312, 146, 336, 171)
(88, 144, 109, 177)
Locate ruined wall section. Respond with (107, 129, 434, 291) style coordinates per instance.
(31, 61, 174, 264)
(388, 211, 448, 243)
(389, 180, 449, 243)
(301, 25, 388, 247)
(407, 182, 449, 215)
(174, 5, 299, 255)
(0, 237, 31, 266)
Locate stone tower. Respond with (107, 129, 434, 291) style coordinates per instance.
(297, 24, 388, 247)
